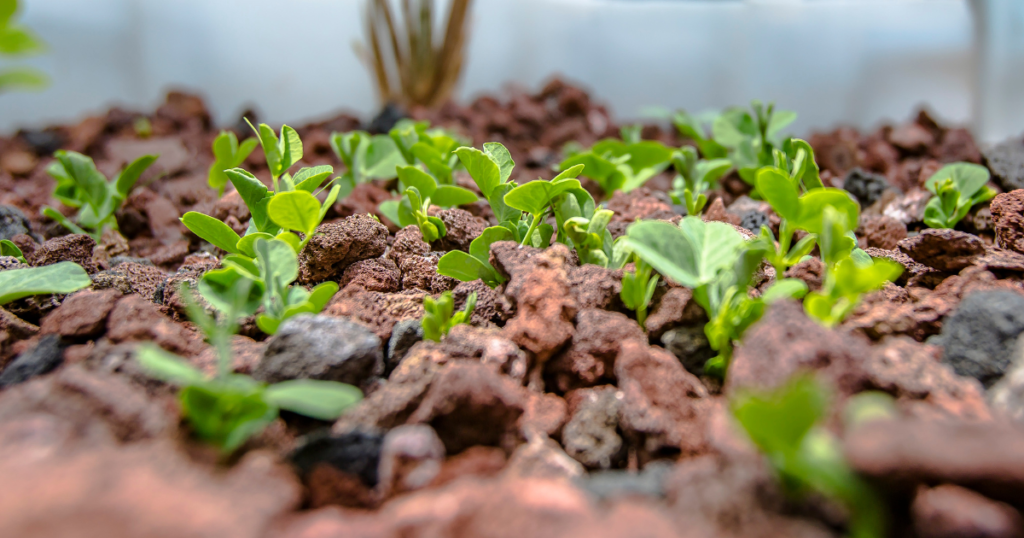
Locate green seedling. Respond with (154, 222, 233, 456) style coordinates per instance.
(673, 109, 727, 159)
(208, 130, 259, 196)
(923, 162, 996, 229)
(731, 375, 886, 538)
(803, 207, 902, 328)
(504, 164, 586, 247)
(624, 217, 806, 377)
(136, 280, 360, 454)
(378, 164, 478, 235)
(559, 129, 673, 195)
(0, 239, 25, 263)
(0, 0, 47, 93)
(669, 146, 731, 216)
(422, 290, 476, 342)
(562, 208, 614, 267)
(455, 142, 522, 233)
(620, 253, 659, 329)
(753, 221, 818, 279)
(44, 150, 157, 240)
(181, 165, 340, 257)
(0, 261, 91, 304)
(388, 120, 465, 184)
(330, 130, 405, 192)
(203, 237, 338, 335)
(246, 120, 303, 192)
(437, 226, 514, 288)
(713, 100, 797, 185)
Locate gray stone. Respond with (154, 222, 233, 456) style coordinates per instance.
(255, 315, 382, 386)
(503, 435, 584, 481)
(660, 325, 715, 375)
(576, 460, 674, 501)
(0, 205, 31, 241)
(289, 429, 384, 486)
(990, 342, 1024, 425)
(985, 137, 1024, 192)
(0, 256, 28, 271)
(386, 318, 423, 376)
(562, 386, 623, 469)
(0, 334, 64, 388)
(931, 290, 1024, 387)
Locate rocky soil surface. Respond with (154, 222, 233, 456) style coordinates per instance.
(2, 82, 1024, 537)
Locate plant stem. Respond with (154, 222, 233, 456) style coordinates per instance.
(520, 212, 544, 247)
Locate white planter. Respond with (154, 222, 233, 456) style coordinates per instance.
(1, 0, 1012, 143)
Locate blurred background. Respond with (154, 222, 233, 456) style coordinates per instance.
(0, 0, 1022, 143)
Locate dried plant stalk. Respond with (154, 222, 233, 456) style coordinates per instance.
(358, 0, 472, 109)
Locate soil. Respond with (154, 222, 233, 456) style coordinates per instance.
(1, 80, 1024, 537)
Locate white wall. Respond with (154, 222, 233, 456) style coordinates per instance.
(0, 0, 1012, 142)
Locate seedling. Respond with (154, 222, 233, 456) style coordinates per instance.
(454, 142, 522, 232)
(0, 261, 91, 305)
(803, 207, 902, 327)
(436, 226, 514, 288)
(922, 162, 996, 229)
(246, 120, 304, 192)
(378, 165, 478, 240)
(620, 253, 659, 329)
(329, 130, 405, 194)
(0, 239, 25, 262)
(0, 0, 47, 93)
(558, 128, 673, 195)
(731, 375, 886, 538)
(136, 280, 360, 454)
(713, 101, 796, 185)
(43, 150, 157, 240)
(673, 109, 727, 159)
(422, 290, 476, 342)
(504, 164, 586, 247)
(208, 131, 259, 196)
(203, 236, 339, 335)
(181, 164, 340, 257)
(389, 120, 464, 184)
(624, 217, 806, 377)
(669, 146, 731, 215)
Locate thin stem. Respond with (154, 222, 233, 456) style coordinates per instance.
(520, 212, 544, 247)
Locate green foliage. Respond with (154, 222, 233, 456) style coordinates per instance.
(454, 142, 527, 240)
(0, 238, 25, 262)
(0, 261, 91, 305)
(672, 110, 727, 159)
(208, 131, 258, 196)
(0, 0, 47, 93)
(754, 221, 818, 279)
(563, 208, 614, 267)
(802, 207, 902, 327)
(669, 146, 731, 216)
(136, 280, 360, 454)
(623, 217, 806, 377)
(504, 164, 585, 248)
(713, 100, 797, 186)
(44, 150, 157, 240)
(422, 291, 476, 342)
(620, 253, 659, 329)
(247, 120, 302, 191)
(330, 130, 405, 195)
(922, 163, 996, 229)
(731, 375, 887, 538)
(436, 226, 514, 288)
(558, 129, 673, 195)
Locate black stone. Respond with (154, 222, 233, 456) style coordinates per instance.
(736, 209, 770, 234)
(19, 129, 65, 156)
(0, 334, 65, 388)
(930, 290, 1024, 387)
(843, 168, 892, 207)
(366, 103, 408, 135)
(290, 429, 384, 486)
(0, 205, 31, 241)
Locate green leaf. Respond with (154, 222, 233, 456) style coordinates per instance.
(135, 344, 206, 386)
(54, 150, 108, 210)
(41, 206, 88, 237)
(256, 314, 281, 335)
(114, 154, 157, 198)
(0, 261, 91, 305)
(731, 374, 829, 456)
(488, 183, 521, 225)
(253, 122, 283, 177)
(0, 66, 47, 92)
(0, 239, 24, 261)
(622, 217, 746, 289)
(268, 190, 321, 236)
(437, 251, 494, 284)
(925, 162, 990, 199)
(307, 281, 339, 312)
(431, 185, 478, 207)
(378, 200, 401, 227)
(237, 232, 275, 259)
(225, 168, 276, 233)
(411, 142, 451, 183)
(762, 278, 808, 303)
(756, 168, 800, 221)
(469, 226, 515, 261)
(504, 177, 583, 217)
(180, 382, 275, 453)
(181, 212, 241, 254)
(254, 238, 299, 291)
(263, 380, 363, 420)
(198, 267, 263, 316)
(484, 142, 515, 184)
(396, 165, 437, 196)
(455, 146, 502, 198)
(362, 136, 405, 180)
(278, 125, 303, 173)
(622, 141, 673, 173)
(794, 189, 859, 235)
(292, 165, 334, 192)
(275, 231, 302, 254)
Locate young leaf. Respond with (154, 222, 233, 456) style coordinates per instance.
(0, 261, 91, 305)
(263, 379, 363, 421)
(0, 239, 24, 262)
(114, 154, 158, 197)
(135, 344, 207, 386)
(622, 217, 746, 289)
(431, 185, 478, 207)
(504, 176, 583, 217)
(268, 190, 321, 236)
(455, 146, 501, 197)
(180, 212, 241, 254)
